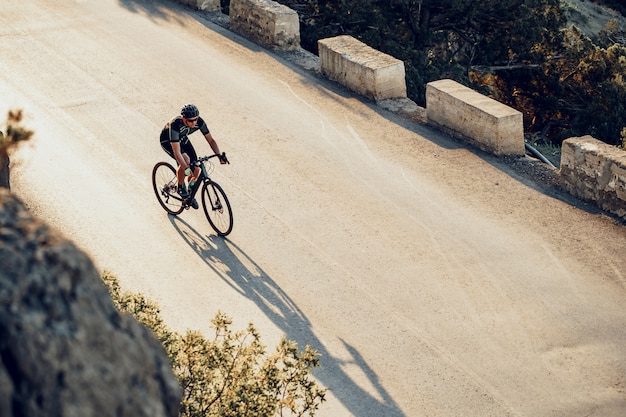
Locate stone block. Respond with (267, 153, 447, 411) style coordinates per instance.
(318, 35, 407, 101)
(560, 136, 626, 219)
(230, 0, 300, 50)
(426, 79, 524, 156)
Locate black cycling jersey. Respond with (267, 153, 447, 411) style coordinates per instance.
(159, 115, 210, 146)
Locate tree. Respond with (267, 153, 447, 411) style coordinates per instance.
(473, 25, 626, 145)
(102, 271, 326, 417)
(565, 41, 626, 144)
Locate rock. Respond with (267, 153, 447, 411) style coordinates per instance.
(0, 130, 9, 189)
(0, 189, 181, 417)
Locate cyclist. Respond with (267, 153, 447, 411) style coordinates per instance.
(159, 104, 227, 208)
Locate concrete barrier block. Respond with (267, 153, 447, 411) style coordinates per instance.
(560, 136, 626, 219)
(426, 79, 524, 156)
(318, 35, 406, 101)
(177, 0, 220, 11)
(230, 0, 300, 51)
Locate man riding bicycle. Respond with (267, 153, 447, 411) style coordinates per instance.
(159, 104, 227, 208)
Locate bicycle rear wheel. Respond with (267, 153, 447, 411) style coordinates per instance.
(201, 180, 233, 236)
(152, 162, 184, 215)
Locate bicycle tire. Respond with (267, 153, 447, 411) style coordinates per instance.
(201, 180, 233, 236)
(152, 162, 185, 215)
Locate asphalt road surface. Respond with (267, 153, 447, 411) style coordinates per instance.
(2, 1, 626, 416)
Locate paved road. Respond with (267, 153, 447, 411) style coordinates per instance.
(2, 1, 626, 416)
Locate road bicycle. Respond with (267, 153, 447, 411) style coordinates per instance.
(152, 153, 233, 236)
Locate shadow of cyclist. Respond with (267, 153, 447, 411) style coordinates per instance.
(167, 214, 406, 417)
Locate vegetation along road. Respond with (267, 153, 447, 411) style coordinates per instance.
(2, 0, 626, 416)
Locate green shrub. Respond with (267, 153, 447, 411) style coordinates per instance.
(101, 271, 326, 417)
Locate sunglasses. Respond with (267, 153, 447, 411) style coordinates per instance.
(186, 117, 198, 123)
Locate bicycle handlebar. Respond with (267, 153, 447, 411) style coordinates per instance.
(192, 152, 229, 165)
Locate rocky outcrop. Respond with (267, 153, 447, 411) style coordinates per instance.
(0, 189, 181, 417)
(0, 131, 9, 189)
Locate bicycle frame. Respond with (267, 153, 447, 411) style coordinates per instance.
(186, 155, 218, 203)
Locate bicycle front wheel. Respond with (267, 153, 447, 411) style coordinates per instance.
(201, 180, 233, 236)
(152, 162, 184, 215)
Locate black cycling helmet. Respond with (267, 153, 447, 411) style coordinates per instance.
(181, 104, 199, 118)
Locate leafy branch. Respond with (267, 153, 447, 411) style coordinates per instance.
(102, 271, 326, 417)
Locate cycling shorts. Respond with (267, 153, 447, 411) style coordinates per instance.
(160, 140, 198, 164)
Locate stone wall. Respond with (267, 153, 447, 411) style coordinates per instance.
(426, 79, 525, 156)
(0, 189, 182, 417)
(229, 0, 300, 50)
(318, 35, 407, 101)
(560, 136, 626, 219)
